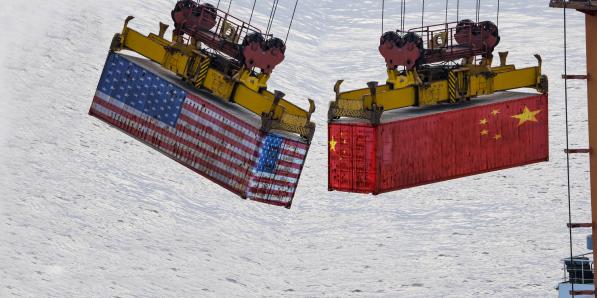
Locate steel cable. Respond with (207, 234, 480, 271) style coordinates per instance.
(456, 0, 460, 22)
(497, 0, 500, 27)
(247, 0, 257, 29)
(266, 0, 279, 35)
(445, 0, 449, 24)
(476, 0, 480, 23)
(226, 0, 232, 15)
(401, 0, 406, 32)
(382, 0, 385, 34)
(421, 0, 425, 36)
(562, 2, 576, 294)
(285, 0, 300, 43)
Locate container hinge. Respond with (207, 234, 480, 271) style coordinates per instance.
(567, 223, 593, 228)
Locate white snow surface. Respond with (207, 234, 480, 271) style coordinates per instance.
(0, 0, 593, 297)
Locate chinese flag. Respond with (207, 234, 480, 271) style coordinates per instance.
(328, 93, 549, 194)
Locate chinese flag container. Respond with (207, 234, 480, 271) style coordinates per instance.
(90, 52, 310, 208)
(328, 92, 548, 194)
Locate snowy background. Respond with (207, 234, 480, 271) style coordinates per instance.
(0, 0, 592, 297)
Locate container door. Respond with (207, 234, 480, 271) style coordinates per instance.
(351, 126, 377, 193)
(329, 124, 376, 193)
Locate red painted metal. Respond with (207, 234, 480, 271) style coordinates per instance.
(170, 0, 286, 73)
(328, 124, 377, 193)
(242, 35, 286, 74)
(329, 92, 549, 194)
(172, 1, 217, 33)
(380, 20, 500, 70)
(379, 32, 423, 70)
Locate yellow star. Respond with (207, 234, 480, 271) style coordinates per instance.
(480, 129, 489, 136)
(494, 133, 502, 140)
(329, 136, 337, 152)
(480, 118, 488, 125)
(512, 106, 541, 126)
(491, 109, 500, 116)
(343, 139, 347, 144)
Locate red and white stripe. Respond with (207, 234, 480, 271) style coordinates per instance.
(90, 89, 309, 207)
(246, 138, 308, 205)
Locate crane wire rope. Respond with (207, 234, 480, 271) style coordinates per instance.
(247, 0, 257, 30)
(496, 0, 500, 27)
(445, 0, 449, 24)
(562, 1, 576, 294)
(382, 0, 385, 34)
(456, 0, 460, 22)
(266, 0, 279, 36)
(226, 0, 233, 15)
(476, 0, 481, 23)
(285, 0, 300, 43)
(421, 0, 425, 36)
(401, 0, 406, 32)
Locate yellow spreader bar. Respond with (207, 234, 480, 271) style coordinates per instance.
(330, 55, 547, 124)
(110, 16, 315, 142)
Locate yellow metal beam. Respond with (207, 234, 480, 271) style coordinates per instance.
(110, 16, 315, 141)
(330, 57, 547, 123)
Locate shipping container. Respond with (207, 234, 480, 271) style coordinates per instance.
(90, 52, 310, 208)
(328, 91, 549, 194)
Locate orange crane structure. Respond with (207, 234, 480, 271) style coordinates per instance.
(551, 1, 597, 297)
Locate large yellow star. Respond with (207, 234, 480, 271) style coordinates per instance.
(329, 136, 337, 152)
(512, 106, 541, 126)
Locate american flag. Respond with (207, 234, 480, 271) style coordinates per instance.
(90, 53, 309, 208)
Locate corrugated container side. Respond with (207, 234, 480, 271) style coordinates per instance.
(328, 92, 549, 194)
(328, 123, 377, 193)
(377, 93, 548, 193)
(90, 52, 309, 208)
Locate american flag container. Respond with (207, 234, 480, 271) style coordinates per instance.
(90, 52, 310, 208)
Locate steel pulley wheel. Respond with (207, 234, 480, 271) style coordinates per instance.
(381, 31, 400, 45)
(479, 20, 501, 48)
(403, 32, 423, 48)
(479, 21, 499, 37)
(243, 32, 265, 47)
(403, 32, 425, 66)
(199, 3, 217, 18)
(202, 3, 216, 14)
(265, 37, 286, 54)
(456, 19, 475, 34)
(172, 0, 197, 24)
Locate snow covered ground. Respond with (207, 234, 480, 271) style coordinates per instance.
(0, 0, 593, 297)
